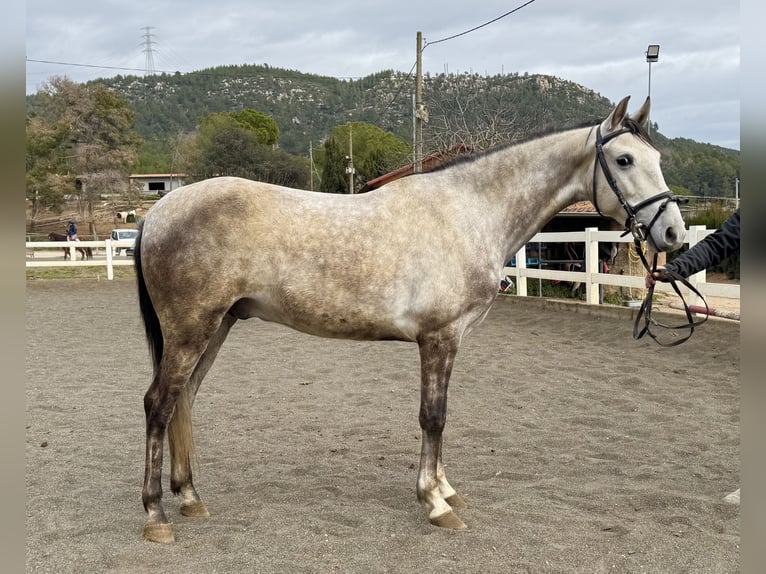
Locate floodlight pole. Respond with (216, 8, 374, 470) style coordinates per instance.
(645, 44, 660, 136)
(647, 61, 653, 136)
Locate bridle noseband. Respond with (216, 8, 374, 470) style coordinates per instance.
(591, 124, 707, 347)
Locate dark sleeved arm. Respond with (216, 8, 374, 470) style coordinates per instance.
(664, 209, 740, 278)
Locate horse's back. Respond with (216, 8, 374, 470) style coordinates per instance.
(143, 177, 395, 263)
(148, 176, 370, 229)
(142, 176, 454, 260)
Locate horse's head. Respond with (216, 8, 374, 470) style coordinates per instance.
(591, 96, 685, 253)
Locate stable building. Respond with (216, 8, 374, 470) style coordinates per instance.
(129, 174, 187, 196)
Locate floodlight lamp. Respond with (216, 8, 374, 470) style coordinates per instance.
(646, 44, 660, 63)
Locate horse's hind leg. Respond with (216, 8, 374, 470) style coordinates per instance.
(142, 339, 209, 544)
(169, 313, 237, 519)
(416, 332, 467, 529)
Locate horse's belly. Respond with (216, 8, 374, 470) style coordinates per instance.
(228, 295, 416, 342)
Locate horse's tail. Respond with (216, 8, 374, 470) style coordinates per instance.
(134, 220, 163, 371)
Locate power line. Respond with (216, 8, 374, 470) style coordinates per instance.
(28, 2, 539, 85)
(28, 2, 537, 103)
(27, 58, 152, 74)
(423, 0, 537, 49)
(380, 3, 539, 117)
(25, 58, 366, 81)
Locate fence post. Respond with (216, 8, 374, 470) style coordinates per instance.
(515, 245, 527, 297)
(584, 228, 600, 305)
(105, 239, 114, 281)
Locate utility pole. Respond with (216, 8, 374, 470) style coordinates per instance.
(414, 31, 427, 173)
(345, 125, 355, 194)
(309, 141, 314, 191)
(412, 93, 417, 169)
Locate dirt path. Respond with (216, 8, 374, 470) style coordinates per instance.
(26, 280, 739, 573)
(650, 272, 740, 317)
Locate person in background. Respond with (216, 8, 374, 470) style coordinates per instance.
(645, 207, 740, 505)
(66, 219, 79, 241)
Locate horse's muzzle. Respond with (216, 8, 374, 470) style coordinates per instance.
(647, 223, 685, 253)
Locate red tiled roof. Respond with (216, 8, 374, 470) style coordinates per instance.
(358, 143, 473, 193)
(560, 201, 598, 214)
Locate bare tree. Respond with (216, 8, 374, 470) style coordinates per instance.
(421, 74, 562, 157)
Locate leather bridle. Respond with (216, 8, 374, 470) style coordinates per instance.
(592, 124, 683, 244)
(591, 124, 707, 346)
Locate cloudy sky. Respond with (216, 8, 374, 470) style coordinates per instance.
(26, 0, 740, 150)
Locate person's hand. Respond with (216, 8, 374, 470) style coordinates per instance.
(645, 267, 668, 288)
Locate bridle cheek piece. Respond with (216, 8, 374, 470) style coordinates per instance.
(592, 124, 706, 347)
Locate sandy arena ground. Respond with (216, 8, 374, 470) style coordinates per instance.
(26, 279, 739, 573)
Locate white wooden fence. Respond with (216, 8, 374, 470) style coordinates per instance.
(25, 239, 135, 280)
(26, 227, 740, 307)
(502, 226, 739, 306)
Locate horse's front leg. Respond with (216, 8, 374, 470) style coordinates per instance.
(416, 332, 467, 529)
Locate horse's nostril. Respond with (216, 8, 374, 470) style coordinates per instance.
(665, 227, 677, 245)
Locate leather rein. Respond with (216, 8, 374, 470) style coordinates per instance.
(592, 124, 707, 347)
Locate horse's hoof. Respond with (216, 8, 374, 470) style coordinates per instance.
(430, 510, 467, 530)
(142, 521, 175, 544)
(723, 488, 740, 505)
(445, 493, 467, 509)
(180, 500, 210, 518)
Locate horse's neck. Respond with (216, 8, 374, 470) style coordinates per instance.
(460, 127, 594, 262)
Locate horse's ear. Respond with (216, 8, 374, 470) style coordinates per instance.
(631, 96, 651, 130)
(602, 96, 631, 133)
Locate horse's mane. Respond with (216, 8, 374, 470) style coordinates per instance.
(423, 116, 653, 174)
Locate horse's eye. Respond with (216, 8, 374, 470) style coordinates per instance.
(616, 154, 634, 167)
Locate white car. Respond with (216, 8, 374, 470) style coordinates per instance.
(110, 228, 139, 256)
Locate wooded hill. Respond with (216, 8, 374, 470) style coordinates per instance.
(28, 64, 739, 197)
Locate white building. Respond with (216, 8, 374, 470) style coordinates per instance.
(129, 173, 187, 196)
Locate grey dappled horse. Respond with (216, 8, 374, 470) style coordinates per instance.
(135, 96, 686, 543)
